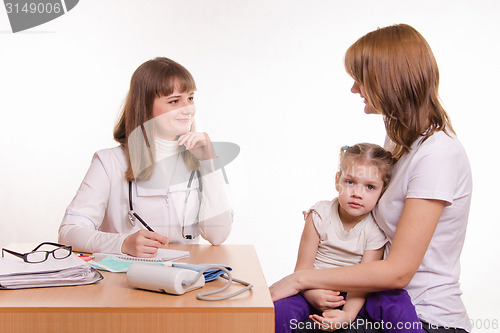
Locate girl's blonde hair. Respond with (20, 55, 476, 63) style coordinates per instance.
(113, 57, 200, 182)
(344, 24, 454, 161)
(339, 143, 395, 193)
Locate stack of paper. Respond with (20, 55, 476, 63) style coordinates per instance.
(0, 254, 103, 290)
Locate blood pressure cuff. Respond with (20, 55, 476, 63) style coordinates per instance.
(171, 263, 232, 282)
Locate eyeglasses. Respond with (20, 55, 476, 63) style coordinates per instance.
(1, 242, 72, 264)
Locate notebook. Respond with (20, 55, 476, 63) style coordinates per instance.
(92, 248, 190, 262)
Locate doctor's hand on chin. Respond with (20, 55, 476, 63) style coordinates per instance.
(121, 229, 168, 258)
(177, 132, 214, 161)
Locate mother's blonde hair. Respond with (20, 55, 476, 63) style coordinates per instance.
(113, 57, 199, 181)
(345, 24, 454, 160)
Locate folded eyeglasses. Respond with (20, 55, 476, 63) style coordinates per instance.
(1, 242, 72, 264)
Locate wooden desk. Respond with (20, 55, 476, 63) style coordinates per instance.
(0, 244, 274, 333)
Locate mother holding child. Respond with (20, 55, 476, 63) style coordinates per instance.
(271, 24, 472, 333)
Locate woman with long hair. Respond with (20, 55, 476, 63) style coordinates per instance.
(271, 24, 471, 332)
(59, 57, 232, 257)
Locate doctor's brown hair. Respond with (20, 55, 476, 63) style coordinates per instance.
(114, 57, 199, 181)
(344, 24, 454, 161)
(339, 143, 395, 194)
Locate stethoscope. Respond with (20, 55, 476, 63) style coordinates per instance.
(128, 170, 203, 240)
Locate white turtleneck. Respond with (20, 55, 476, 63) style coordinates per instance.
(155, 137, 181, 162)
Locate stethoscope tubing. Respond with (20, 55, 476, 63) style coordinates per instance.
(128, 181, 155, 232)
(127, 170, 201, 238)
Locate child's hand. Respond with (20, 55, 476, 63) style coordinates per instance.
(301, 289, 345, 311)
(309, 309, 352, 332)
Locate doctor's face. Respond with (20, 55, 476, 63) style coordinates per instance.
(152, 89, 196, 141)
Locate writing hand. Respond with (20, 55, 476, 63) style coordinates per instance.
(121, 229, 168, 257)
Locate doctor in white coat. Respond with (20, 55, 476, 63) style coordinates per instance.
(59, 57, 233, 257)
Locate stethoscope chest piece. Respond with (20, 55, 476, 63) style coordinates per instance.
(128, 210, 136, 226)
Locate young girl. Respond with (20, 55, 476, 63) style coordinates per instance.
(274, 143, 423, 332)
(59, 57, 232, 257)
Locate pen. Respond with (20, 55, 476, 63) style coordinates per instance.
(78, 254, 94, 262)
(129, 210, 155, 232)
(128, 182, 166, 246)
(128, 210, 167, 246)
(128, 182, 155, 232)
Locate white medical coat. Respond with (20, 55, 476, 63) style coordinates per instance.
(59, 146, 232, 253)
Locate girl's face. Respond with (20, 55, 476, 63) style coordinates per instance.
(336, 159, 384, 224)
(152, 88, 195, 140)
(350, 81, 379, 115)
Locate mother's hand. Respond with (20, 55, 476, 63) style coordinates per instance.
(269, 272, 303, 302)
(178, 132, 213, 160)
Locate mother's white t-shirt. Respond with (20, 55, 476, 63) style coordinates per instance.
(374, 131, 472, 332)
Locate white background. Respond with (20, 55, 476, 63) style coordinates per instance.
(1, 0, 498, 329)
